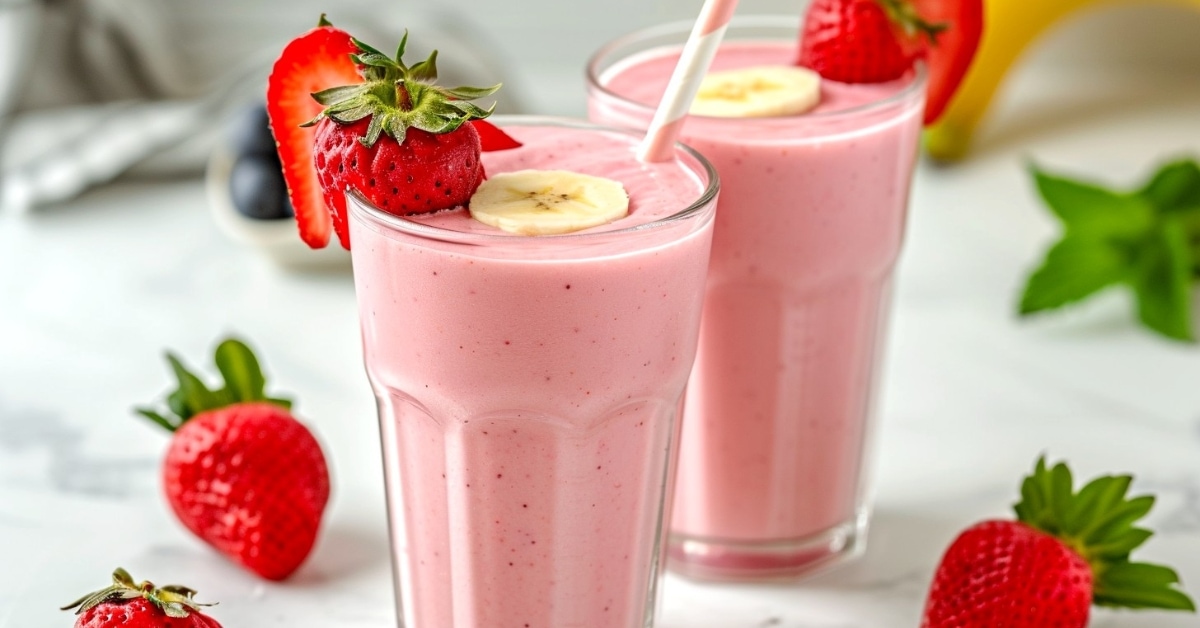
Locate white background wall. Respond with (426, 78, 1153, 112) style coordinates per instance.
(14, 0, 1200, 116)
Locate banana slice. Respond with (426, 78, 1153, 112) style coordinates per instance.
(468, 169, 630, 236)
(690, 65, 821, 118)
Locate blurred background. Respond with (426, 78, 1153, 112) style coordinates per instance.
(2, 1, 1200, 625)
(2, 0, 1200, 214)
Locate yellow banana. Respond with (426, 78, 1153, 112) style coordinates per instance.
(924, 0, 1200, 161)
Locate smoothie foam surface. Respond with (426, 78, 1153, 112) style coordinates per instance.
(408, 124, 708, 237)
(599, 41, 917, 142)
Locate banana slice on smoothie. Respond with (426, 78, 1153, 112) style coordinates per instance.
(468, 169, 630, 235)
(690, 65, 821, 118)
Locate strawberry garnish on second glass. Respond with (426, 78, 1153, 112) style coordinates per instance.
(797, 0, 983, 124)
(267, 16, 521, 249)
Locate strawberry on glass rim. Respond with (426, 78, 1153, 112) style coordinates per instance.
(797, 0, 983, 124)
(267, 15, 522, 249)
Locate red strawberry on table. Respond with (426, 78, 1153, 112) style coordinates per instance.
(921, 457, 1196, 628)
(138, 338, 329, 581)
(797, 0, 983, 124)
(62, 568, 222, 628)
(268, 16, 522, 250)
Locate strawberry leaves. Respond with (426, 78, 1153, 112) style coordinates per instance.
(1013, 457, 1196, 613)
(1096, 562, 1197, 610)
(302, 28, 501, 148)
(138, 338, 291, 432)
(1018, 158, 1200, 341)
(62, 568, 215, 619)
(214, 338, 267, 402)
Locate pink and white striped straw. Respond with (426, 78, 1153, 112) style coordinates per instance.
(637, 0, 740, 163)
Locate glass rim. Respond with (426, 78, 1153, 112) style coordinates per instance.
(348, 115, 719, 246)
(585, 14, 928, 123)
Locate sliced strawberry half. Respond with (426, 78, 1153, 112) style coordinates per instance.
(471, 120, 523, 152)
(797, 0, 983, 126)
(267, 21, 360, 249)
(912, 0, 983, 124)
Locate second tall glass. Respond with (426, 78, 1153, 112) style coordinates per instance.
(588, 17, 926, 580)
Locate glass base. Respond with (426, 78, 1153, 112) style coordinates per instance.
(666, 515, 867, 582)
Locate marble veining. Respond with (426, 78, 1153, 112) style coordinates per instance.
(3, 65, 1200, 627)
(1140, 476, 1200, 536)
(0, 395, 155, 498)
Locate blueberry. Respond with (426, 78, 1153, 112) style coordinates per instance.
(227, 103, 277, 157)
(229, 155, 291, 220)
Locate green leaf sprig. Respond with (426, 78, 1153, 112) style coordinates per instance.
(1019, 158, 1200, 341)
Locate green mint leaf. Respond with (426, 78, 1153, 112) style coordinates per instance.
(1032, 165, 1155, 240)
(1139, 158, 1200, 213)
(1131, 217, 1195, 342)
(214, 338, 266, 403)
(1018, 238, 1128, 315)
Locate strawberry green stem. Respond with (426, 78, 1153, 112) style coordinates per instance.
(875, 0, 947, 45)
(136, 338, 292, 433)
(62, 568, 215, 619)
(299, 19, 501, 147)
(1014, 457, 1196, 612)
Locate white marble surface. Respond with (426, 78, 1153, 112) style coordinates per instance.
(3, 64, 1200, 627)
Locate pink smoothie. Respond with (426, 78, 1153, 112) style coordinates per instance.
(589, 37, 924, 577)
(349, 121, 716, 626)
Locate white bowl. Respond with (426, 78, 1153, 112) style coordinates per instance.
(205, 144, 351, 271)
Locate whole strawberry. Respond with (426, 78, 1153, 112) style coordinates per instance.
(797, 0, 983, 123)
(268, 16, 520, 249)
(304, 33, 496, 223)
(312, 115, 483, 218)
(799, 0, 933, 83)
(922, 457, 1196, 627)
(62, 568, 222, 628)
(138, 338, 330, 581)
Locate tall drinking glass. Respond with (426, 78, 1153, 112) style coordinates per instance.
(588, 17, 925, 580)
(349, 117, 718, 626)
